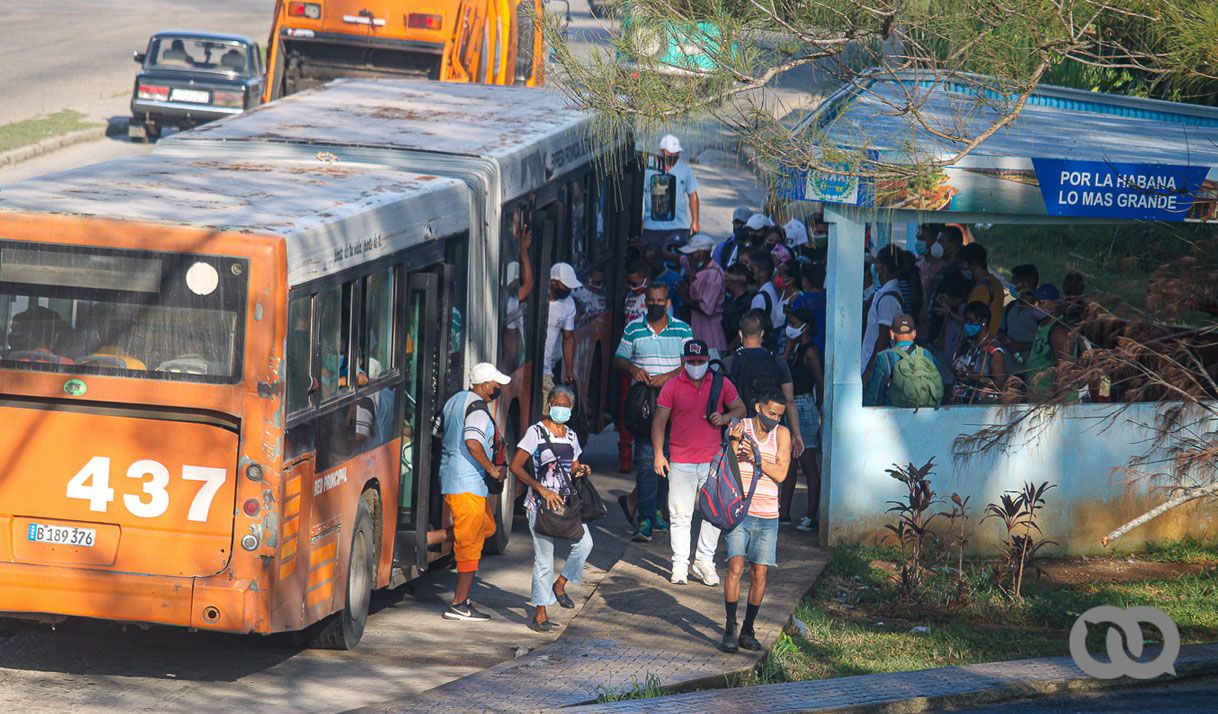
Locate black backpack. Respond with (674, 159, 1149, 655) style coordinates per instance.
(623, 381, 659, 438)
(732, 350, 785, 416)
(756, 290, 779, 352)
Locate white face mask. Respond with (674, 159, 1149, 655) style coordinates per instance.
(930, 242, 945, 259)
(684, 362, 709, 380)
(784, 324, 806, 340)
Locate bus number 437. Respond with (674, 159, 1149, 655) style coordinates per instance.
(66, 456, 228, 522)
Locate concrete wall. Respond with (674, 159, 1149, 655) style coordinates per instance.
(819, 211, 1218, 554)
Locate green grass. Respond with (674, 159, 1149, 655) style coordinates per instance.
(979, 222, 1212, 319)
(593, 673, 666, 703)
(0, 110, 99, 154)
(761, 544, 1218, 682)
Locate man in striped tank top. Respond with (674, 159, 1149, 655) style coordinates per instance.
(721, 389, 791, 653)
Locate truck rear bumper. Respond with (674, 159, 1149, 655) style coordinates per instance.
(0, 563, 257, 633)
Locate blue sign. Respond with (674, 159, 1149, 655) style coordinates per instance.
(778, 149, 878, 206)
(1033, 158, 1210, 221)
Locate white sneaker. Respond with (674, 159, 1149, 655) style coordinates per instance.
(691, 560, 720, 587)
(796, 516, 816, 532)
(670, 564, 688, 585)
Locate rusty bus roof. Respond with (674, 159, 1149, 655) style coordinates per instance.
(162, 78, 597, 202)
(0, 153, 471, 286)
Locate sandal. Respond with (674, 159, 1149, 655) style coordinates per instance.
(553, 585, 575, 609)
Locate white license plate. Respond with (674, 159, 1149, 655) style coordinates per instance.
(27, 523, 96, 547)
(171, 88, 209, 103)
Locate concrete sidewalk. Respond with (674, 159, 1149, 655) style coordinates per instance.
(359, 520, 828, 713)
(563, 643, 1218, 713)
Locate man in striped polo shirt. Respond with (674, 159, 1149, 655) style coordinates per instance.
(614, 282, 692, 542)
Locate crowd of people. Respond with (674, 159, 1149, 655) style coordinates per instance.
(428, 133, 1124, 653)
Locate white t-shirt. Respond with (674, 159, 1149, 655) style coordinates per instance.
(544, 296, 577, 376)
(751, 282, 785, 329)
(516, 422, 582, 512)
(862, 279, 903, 372)
(460, 392, 494, 443)
(642, 160, 699, 231)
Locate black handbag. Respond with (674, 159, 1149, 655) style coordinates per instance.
(534, 492, 586, 541)
(574, 473, 608, 522)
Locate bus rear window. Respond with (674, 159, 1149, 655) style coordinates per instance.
(0, 242, 246, 383)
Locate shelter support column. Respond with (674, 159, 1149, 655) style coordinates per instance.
(819, 209, 865, 546)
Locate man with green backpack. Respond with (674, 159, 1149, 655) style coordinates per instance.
(864, 314, 944, 408)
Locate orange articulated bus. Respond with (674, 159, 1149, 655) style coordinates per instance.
(0, 80, 640, 648)
(263, 0, 549, 102)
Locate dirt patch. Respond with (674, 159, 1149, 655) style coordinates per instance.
(1038, 558, 1215, 586)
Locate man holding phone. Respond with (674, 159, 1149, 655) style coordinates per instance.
(652, 340, 746, 586)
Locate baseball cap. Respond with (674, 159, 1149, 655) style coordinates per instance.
(658, 134, 682, 154)
(506, 261, 520, 284)
(784, 218, 809, 247)
(679, 234, 716, 254)
(682, 339, 709, 359)
(550, 262, 582, 289)
(891, 314, 916, 333)
(471, 362, 511, 386)
(732, 207, 752, 223)
(745, 213, 767, 231)
(1034, 284, 1061, 301)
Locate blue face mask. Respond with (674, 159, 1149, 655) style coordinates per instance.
(913, 239, 928, 256)
(963, 323, 983, 338)
(549, 405, 572, 424)
(895, 339, 915, 348)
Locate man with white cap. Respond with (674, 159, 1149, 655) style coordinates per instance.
(545, 262, 581, 407)
(436, 362, 512, 622)
(679, 234, 727, 352)
(784, 218, 809, 257)
(641, 134, 700, 250)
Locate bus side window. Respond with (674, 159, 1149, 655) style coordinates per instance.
(499, 206, 533, 373)
(317, 283, 350, 401)
(286, 294, 315, 414)
(362, 268, 395, 379)
(569, 176, 588, 271)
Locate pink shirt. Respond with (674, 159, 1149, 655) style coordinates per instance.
(688, 261, 727, 350)
(656, 370, 740, 463)
(738, 417, 783, 518)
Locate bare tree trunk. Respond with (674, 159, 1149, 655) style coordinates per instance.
(1101, 482, 1218, 546)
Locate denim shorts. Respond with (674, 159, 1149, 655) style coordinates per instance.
(725, 515, 779, 566)
(794, 393, 820, 447)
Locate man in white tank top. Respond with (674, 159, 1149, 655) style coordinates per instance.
(721, 390, 791, 653)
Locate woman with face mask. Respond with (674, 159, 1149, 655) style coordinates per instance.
(509, 385, 594, 633)
(950, 301, 1013, 405)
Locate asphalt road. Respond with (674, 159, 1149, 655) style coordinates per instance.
(958, 676, 1218, 712)
(0, 0, 274, 127)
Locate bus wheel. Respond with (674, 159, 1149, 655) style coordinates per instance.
(302, 492, 376, 649)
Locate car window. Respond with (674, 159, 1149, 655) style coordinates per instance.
(149, 38, 249, 73)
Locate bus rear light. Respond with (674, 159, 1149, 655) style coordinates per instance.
(287, 2, 321, 19)
(408, 13, 443, 30)
(241, 534, 259, 551)
(242, 499, 260, 517)
(137, 84, 170, 101)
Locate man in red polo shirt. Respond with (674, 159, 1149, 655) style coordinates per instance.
(652, 340, 746, 586)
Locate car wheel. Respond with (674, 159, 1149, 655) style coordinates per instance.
(300, 491, 376, 649)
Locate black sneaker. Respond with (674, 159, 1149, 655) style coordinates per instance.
(443, 600, 491, 622)
(721, 625, 739, 653)
(737, 632, 762, 651)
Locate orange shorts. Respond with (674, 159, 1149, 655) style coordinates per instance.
(445, 492, 497, 573)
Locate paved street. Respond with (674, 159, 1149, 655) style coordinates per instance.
(0, 1, 273, 128)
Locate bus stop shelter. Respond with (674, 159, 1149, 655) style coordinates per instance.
(786, 73, 1218, 552)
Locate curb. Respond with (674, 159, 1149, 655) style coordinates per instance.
(563, 642, 1218, 713)
(0, 123, 113, 169)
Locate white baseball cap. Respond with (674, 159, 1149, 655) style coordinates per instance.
(679, 234, 717, 254)
(784, 218, 809, 247)
(471, 362, 511, 386)
(658, 134, 682, 154)
(745, 213, 767, 231)
(506, 261, 520, 284)
(550, 262, 582, 289)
